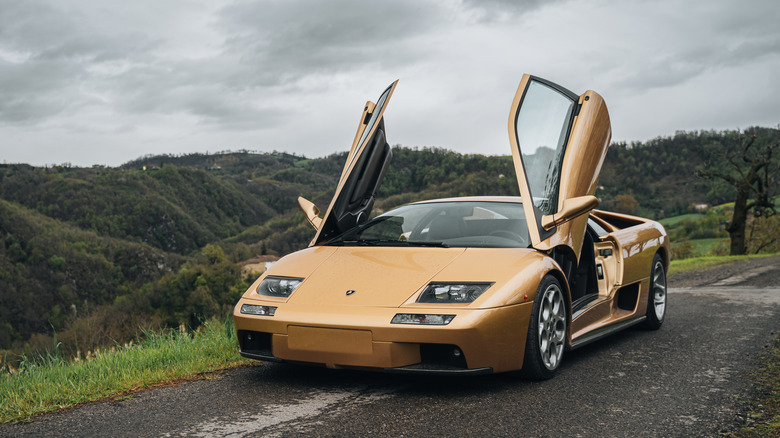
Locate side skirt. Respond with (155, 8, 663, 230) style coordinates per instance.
(568, 316, 647, 350)
(572, 293, 602, 318)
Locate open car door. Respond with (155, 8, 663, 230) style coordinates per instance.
(307, 80, 398, 245)
(508, 74, 611, 261)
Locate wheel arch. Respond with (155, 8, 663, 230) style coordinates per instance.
(655, 246, 670, 271)
(541, 259, 574, 347)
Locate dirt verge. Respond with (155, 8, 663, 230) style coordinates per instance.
(670, 255, 780, 288)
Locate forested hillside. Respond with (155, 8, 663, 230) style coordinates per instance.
(599, 126, 779, 218)
(0, 199, 183, 350)
(1, 126, 777, 362)
(0, 164, 277, 253)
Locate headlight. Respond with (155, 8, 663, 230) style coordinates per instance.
(391, 313, 455, 325)
(240, 304, 277, 316)
(416, 282, 493, 303)
(256, 276, 303, 297)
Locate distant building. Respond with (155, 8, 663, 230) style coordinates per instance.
(693, 203, 709, 211)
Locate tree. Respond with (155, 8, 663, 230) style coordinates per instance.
(614, 194, 639, 215)
(698, 129, 779, 255)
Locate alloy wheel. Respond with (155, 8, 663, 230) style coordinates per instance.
(538, 283, 566, 370)
(652, 260, 667, 320)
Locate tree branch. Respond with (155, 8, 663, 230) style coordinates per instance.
(697, 169, 737, 186)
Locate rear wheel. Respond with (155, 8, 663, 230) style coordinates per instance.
(522, 275, 567, 380)
(642, 253, 667, 330)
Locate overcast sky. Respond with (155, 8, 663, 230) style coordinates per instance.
(1, 0, 778, 167)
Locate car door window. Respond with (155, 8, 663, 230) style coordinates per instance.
(345, 86, 393, 174)
(514, 80, 576, 215)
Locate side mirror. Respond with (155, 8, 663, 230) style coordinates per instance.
(541, 195, 599, 231)
(298, 197, 323, 229)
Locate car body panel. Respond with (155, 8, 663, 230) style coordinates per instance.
(569, 210, 669, 344)
(286, 247, 467, 308)
(417, 248, 560, 309)
(233, 75, 669, 375)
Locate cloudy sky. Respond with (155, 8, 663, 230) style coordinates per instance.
(1, 0, 778, 167)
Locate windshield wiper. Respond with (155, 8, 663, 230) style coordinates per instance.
(401, 240, 450, 247)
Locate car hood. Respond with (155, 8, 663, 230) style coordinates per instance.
(284, 246, 467, 308)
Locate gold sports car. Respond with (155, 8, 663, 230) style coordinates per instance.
(233, 74, 669, 379)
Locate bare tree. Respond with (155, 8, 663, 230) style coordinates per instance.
(698, 129, 779, 255)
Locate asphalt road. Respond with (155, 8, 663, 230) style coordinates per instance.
(4, 261, 780, 437)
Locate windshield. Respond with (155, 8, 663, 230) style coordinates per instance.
(325, 201, 530, 248)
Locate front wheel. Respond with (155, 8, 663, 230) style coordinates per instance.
(642, 253, 667, 330)
(521, 275, 567, 380)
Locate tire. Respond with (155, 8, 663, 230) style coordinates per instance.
(521, 275, 567, 380)
(642, 253, 667, 330)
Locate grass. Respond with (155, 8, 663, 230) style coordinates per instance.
(690, 237, 729, 256)
(668, 252, 779, 276)
(724, 337, 780, 437)
(0, 319, 248, 424)
(659, 213, 705, 226)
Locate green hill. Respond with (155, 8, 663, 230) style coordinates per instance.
(0, 164, 277, 254)
(0, 199, 184, 350)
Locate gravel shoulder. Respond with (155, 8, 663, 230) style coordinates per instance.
(671, 255, 780, 288)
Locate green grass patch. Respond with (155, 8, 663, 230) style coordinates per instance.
(659, 213, 704, 226)
(689, 237, 728, 256)
(669, 253, 780, 276)
(0, 319, 248, 424)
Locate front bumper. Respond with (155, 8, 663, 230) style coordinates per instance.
(233, 300, 533, 374)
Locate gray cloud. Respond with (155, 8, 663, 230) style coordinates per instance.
(2, 0, 448, 131)
(614, 34, 780, 93)
(215, 0, 450, 86)
(460, 0, 566, 21)
(0, 0, 778, 166)
(606, 0, 780, 93)
(0, 0, 160, 124)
